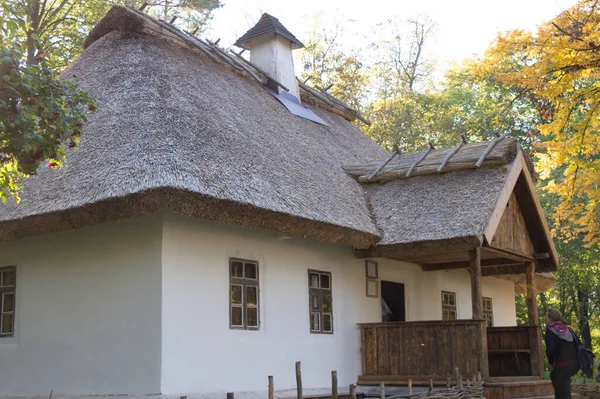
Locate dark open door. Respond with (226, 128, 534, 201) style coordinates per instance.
(381, 281, 405, 322)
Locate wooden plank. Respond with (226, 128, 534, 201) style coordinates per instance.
(376, 327, 389, 375)
(483, 246, 534, 263)
(388, 326, 401, 376)
(482, 152, 524, 245)
(365, 327, 377, 375)
(491, 192, 536, 257)
(517, 152, 560, 268)
(470, 248, 483, 320)
(422, 258, 524, 271)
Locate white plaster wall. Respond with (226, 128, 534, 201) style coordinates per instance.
(0, 216, 162, 396)
(160, 213, 517, 396)
(249, 36, 300, 100)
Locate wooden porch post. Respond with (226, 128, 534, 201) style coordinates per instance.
(526, 262, 545, 377)
(469, 248, 483, 320)
(525, 262, 539, 326)
(469, 248, 489, 378)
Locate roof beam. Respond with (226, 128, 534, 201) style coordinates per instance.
(422, 258, 525, 272)
(483, 245, 534, 263)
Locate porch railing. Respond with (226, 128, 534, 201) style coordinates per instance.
(487, 326, 545, 378)
(358, 320, 488, 384)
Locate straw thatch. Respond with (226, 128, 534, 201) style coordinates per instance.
(344, 138, 519, 183)
(499, 272, 556, 295)
(364, 165, 512, 254)
(0, 7, 388, 247)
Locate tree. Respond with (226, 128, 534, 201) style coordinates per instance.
(125, 0, 222, 32)
(480, 0, 600, 247)
(1, 2, 96, 202)
(297, 13, 369, 112)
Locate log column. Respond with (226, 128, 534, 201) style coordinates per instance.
(525, 262, 539, 326)
(469, 248, 489, 378)
(470, 248, 483, 320)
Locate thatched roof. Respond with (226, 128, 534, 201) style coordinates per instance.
(365, 165, 512, 251)
(501, 273, 556, 295)
(235, 13, 304, 50)
(0, 6, 559, 275)
(0, 6, 387, 248)
(344, 138, 520, 183)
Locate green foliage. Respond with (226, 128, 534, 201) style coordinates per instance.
(0, 1, 97, 201)
(0, 46, 96, 202)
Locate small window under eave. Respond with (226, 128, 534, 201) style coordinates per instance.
(264, 85, 327, 126)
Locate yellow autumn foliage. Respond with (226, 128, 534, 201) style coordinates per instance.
(480, 0, 600, 246)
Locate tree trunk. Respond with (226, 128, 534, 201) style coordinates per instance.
(26, 0, 42, 65)
(577, 290, 593, 350)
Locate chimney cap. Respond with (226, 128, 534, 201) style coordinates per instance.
(234, 13, 304, 50)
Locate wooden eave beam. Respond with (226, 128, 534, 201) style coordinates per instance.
(483, 245, 534, 263)
(422, 258, 525, 272)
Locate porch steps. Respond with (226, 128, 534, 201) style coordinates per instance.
(484, 379, 554, 399)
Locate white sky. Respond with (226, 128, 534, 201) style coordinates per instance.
(209, 0, 577, 71)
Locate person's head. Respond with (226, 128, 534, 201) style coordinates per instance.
(545, 308, 563, 325)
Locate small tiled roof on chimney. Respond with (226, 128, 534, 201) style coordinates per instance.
(235, 13, 304, 50)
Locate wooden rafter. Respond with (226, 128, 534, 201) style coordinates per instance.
(475, 132, 509, 168)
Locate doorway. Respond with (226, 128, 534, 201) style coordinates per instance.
(381, 281, 406, 322)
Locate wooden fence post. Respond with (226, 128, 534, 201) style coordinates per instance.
(349, 384, 356, 399)
(379, 381, 385, 399)
(268, 376, 274, 399)
(296, 361, 303, 399)
(408, 379, 412, 394)
(331, 371, 338, 399)
(428, 379, 433, 393)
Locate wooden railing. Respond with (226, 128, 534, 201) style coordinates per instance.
(358, 320, 489, 384)
(487, 326, 544, 378)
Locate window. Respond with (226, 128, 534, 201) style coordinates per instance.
(308, 270, 333, 334)
(0, 266, 16, 337)
(442, 291, 457, 321)
(483, 297, 494, 327)
(229, 259, 259, 330)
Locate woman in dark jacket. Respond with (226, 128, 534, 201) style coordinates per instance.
(545, 308, 579, 399)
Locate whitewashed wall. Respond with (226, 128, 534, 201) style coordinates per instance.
(0, 216, 162, 396)
(160, 213, 517, 396)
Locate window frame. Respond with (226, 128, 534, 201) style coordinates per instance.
(0, 266, 16, 338)
(308, 269, 333, 334)
(229, 258, 260, 331)
(483, 297, 494, 327)
(441, 290, 457, 321)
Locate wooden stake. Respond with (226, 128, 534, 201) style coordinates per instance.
(379, 381, 385, 399)
(428, 379, 433, 392)
(296, 361, 303, 399)
(455, 367, 460, 385)
(446, 376, 451, 388)
(349, 384, 356, 399)
(408, 379, 412, 394)
(406, 142, 435, 178)
(331, 371, 338, 399)
(367, 146, 401, 180)
(457, 376, 463, 389)
(191, 27, 199, 35)
(169, 16, 178, 24)
(268, 376, 274, 399)
(476, 372, 482, 387)
(226, 393, 234, 399)
(475, 132, 509, 168)
(438, 135, 467, 173)
(138, 2, 148, 11)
